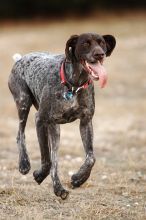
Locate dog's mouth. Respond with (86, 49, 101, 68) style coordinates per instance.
(83, 59, 107, 88)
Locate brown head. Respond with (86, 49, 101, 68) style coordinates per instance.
(65, 33, 116, 88)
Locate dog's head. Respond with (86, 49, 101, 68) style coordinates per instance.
(65, 33, 116, 88)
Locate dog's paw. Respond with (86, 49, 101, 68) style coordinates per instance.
(71, 171, 90, 188)
(71, 157, 95, 188)
(71, 174, 83, 188)
(33, 169, 50, 185)
(54, 188, 69, 200)
(19, 158, 31, 175)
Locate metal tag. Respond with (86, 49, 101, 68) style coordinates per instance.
(63, 91, 74, 100)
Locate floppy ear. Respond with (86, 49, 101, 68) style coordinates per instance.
(65, 35, 79, 61)
(103, 35, 116, 56)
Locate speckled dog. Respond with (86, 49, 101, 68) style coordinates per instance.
(8, 33, 116, 199)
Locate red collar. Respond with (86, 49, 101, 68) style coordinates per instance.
(60, 62, 66, 85)
(60, 62, 92, 93)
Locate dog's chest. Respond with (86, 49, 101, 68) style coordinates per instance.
(53, 92, 81, 123)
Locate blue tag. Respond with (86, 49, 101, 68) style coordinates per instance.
(63, 91, 73, 100)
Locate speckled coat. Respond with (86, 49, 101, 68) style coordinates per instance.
(8, 33, 116, 199)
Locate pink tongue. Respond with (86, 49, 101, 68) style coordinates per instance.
(90, 61, 107, 88)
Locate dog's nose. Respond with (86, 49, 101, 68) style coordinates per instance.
(93, 52, 105, 60)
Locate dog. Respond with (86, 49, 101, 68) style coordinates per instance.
(8, 33, 116, 199)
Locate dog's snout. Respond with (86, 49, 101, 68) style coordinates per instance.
(93, 52, 105, 60)
(94, 53, 104, 58)
(93, 46, 105, 60)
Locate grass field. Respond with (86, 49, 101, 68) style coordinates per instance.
(0, 12, 146, 219)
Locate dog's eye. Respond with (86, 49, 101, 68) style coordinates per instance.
(83, 42, 90, 48)
(97, 39, 102, 44)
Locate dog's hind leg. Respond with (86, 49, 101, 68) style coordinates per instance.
(8, 74, 32, 175)
(71, 120, 96, 188)
(49, 124, 69, 200)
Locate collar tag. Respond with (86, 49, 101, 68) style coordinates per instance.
(63, 91, 74, 100)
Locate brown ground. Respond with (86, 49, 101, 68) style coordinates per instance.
(0, 12, 146, 219)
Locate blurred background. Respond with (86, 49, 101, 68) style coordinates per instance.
(0, 0, 146, 19)
(0, 1, 146, 219)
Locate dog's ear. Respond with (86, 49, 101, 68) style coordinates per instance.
(102, 35, 116, 57)
(65, 35, 79, 61)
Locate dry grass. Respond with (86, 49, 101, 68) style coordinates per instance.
(0, 12, 146, 219)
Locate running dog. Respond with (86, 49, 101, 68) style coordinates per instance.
(8, 33, 116, 199)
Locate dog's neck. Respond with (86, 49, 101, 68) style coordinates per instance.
(64, 60, 89, 88)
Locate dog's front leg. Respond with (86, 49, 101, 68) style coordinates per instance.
(33, 112, 52, 184)
(71, 119, 96, 188)
(49, 124, 69, 200)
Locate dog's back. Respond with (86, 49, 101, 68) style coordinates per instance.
(9, 52, 65, 105)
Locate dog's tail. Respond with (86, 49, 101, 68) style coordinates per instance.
(12, 53, 22, 62)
